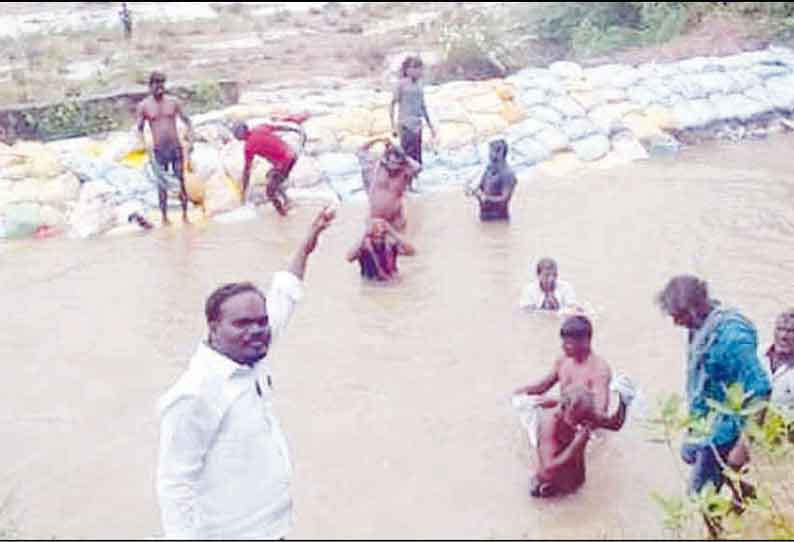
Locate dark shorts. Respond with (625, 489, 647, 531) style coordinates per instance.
(685, 442, 734, 494)
(268, 156, 297, 185)
(400, 128, 422, 165)
(480, 205, 510, 221)
(154, 144, 184, 181)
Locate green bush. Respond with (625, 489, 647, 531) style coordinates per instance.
(644, 386, 794, 540)
(537, 2, 689, 57)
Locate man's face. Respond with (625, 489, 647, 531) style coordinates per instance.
(407, 62, 423, 80)
(562, 335, 591, 360)
(775, 316, 794, 354)
(671, 308, 697, 330)
(209, 291, 271, 366)
(150, 78, 165, 99)
(383, 149, 406, 175)
(538, 266, 557, 293)
(489, 142, 505, 163)
(367, 221, 387, 244)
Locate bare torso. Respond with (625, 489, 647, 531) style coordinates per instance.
(555, 353, 612, 415)
(367, 167, 412, 231)
(139, 95, 181, 149)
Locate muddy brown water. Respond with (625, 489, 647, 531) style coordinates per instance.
(1, 137, 792, 539)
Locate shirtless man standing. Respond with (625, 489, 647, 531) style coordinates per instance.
(136, 71, 193, 224)
(531, 386, 627, 497)
(514, 315, 612, 416)
(356, 138, 420, 232)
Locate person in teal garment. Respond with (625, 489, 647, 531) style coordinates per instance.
(655, 275, 771, 495)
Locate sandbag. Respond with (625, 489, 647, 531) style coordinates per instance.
(68, 181, 118, 239)
(1, 203, 43, 239)
(184, 172, 206, 205)
(204, 172, 242, 216)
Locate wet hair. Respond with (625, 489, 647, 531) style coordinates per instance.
(400, 55, 423, 78)
(382, 143, 408, 167)
(560, 315, 593, 340)
(536, 258, 558, 276)
(205, 282, 265, 324)
(655, 275, 709, 317)
(489, 139, 508, 162)
(232, 121, 249, 140)
(149, 71, 166, 85)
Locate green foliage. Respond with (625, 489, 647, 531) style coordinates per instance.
(188, 81, 224, 114)
(536, 2, 689, 57)
(23, 100, 122, 140)
(646, 386, 794, 539)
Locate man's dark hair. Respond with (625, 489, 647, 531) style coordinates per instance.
(536, 258, 558, 276)
(400, 55, 423, 77)
(205, 282, 265, 324)
(655, 275, 709, 317)
(560, 315, 593, 340)
(149, 70, 166, 85)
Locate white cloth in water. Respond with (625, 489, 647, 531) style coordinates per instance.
(157, 271, 303, 540)
(519, 279, 577, 311)
(512, 373, 643, 449)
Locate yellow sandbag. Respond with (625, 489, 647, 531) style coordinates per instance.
(204, 172, 242, 216)
(184, 172, 206, 205)
(120, 149, 148, 169)
(84, 140, 107, 158)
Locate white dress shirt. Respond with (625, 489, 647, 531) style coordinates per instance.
(519, 279, 577, 311)
(157, 271, 303, 540)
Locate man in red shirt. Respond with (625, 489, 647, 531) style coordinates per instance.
(233, 121, 306, 215)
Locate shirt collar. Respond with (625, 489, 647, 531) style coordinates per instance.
(192, 341, 268, 381)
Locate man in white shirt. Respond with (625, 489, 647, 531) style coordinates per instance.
(519, 258, 577, 312)
(766, 309, 794, 419)
(157, 207, 335, 540)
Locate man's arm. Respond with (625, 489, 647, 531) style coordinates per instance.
(421, 90, 436, 138)
(514, 363, 560, 396)
(175, 99, 193, 140)
(157, 396, 218, 539)
(383, 221, 415, 256)
(592, 397, 628, 432)
(136, 101, 147, 139)
(346, 238, 364, 263)
(287, 207, 335, 280)
(390, 83, 400, 136)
